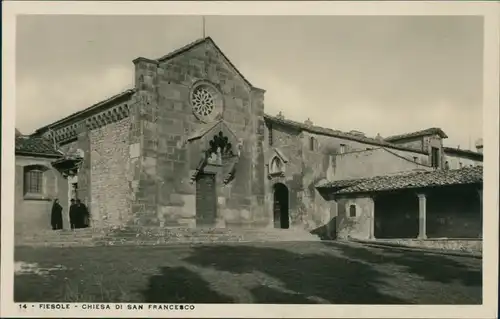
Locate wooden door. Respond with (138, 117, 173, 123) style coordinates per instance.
(196, 173, 217, 227)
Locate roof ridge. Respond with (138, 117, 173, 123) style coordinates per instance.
(384, 127, 448, 141)
(156, 37, 211, 62)
(155, 36, 260, 90)
(33, 88, 136, 135)
(263, 113, 429, 155)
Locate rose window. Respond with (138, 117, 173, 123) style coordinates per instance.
(192, 87, 215, 117)
(190, 82, 223, 123)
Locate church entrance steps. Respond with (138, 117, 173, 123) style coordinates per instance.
(15, 227, 321, 247)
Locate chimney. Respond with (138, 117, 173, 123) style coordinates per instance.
(304, 118, 313, 126)
(475, 138, 483, 154)
(375, 133, 383, 141)
(276, 111, 285, 120)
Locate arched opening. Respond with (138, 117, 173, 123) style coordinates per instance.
(273, 183, 289, 229)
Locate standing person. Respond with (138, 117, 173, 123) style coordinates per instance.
(76, 199, 90, 228)
(69, 199, 77, 229)
(51, 199, 63, 230)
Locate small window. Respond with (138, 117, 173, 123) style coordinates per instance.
(349, 204, 357, 217)
(24, 165, 45, 194)
(309, 137, 315, 151)
(340, 144, 346, 154)
(413, 156, 418, 162)
(431, 147, 440, 168)
(444, 161, 450, 170)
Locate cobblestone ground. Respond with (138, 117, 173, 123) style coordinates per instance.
(14, 241, 481, 304)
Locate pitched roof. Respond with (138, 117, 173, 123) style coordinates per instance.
(317, 166, 482, 195)
(443, 146, 483, 159)
(33, 89, 136, 135)
(15, 135, 62, 158)
(264, 114, 429, 155)
(156, 37, 262, 91)
(384, 128, 448, 142)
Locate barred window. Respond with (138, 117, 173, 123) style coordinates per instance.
(24, 165, 45, 194)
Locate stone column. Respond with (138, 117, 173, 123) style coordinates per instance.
(368, 196, 375, 240)
(477, 188, 483, 239)
(417, 193, 427, 239)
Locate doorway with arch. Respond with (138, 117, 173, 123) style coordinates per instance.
(273, 183, 290, 229)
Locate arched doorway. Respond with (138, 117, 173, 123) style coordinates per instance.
(273, 183, 289, 229)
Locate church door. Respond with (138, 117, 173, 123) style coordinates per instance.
(273, 183, 289, 229)
(196, 173, 217, 227)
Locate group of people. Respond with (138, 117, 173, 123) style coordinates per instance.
(50, 198, 91, 230)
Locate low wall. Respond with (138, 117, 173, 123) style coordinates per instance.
(373, 238, 482, 253)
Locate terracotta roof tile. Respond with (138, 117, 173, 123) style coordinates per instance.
(264, 114, 429, 154)
(384, 128, 448, 141)
(15, 136, 62, 157)
(318, 166, 482, 194)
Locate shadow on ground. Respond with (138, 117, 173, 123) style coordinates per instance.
(143, 266, 235, 303)
(328, 242, 482, 288)
(160, 244, 407, 304)
(14, 242, 481, 304)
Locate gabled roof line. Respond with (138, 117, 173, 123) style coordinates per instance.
(155, 37, 264, 92)
(271, 148, 289, 164)
(264, 114, 429, 155)
(384, 127, 448, 141)
(33, 89, 136, 135)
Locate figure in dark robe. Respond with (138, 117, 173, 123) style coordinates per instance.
(76, 199, 90, 228)
(69, 199, 77, 229)
(51, 199, 63, 230)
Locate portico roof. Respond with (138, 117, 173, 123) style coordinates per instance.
(317, 166, 483, 195)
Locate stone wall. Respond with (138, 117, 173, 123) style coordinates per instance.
(264, 123, 305, 229)
(131, 40, 266, 228)
(262, 120, 434, 233)
(328, 148, 432, 181)
(445, 153, 482, 170)
(15, 156, 68, 235)
(336, 196, 374, 240)
(373, 238, 482, 253)
(89, 117, 131, 228)
(387, 136, 424, 152)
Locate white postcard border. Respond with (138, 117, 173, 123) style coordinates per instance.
(2, 1, 499, 318)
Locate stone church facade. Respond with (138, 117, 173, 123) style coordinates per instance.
(15, 37, 483, 241)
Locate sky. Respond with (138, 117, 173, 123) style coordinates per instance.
(16, 15, 484, 149)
